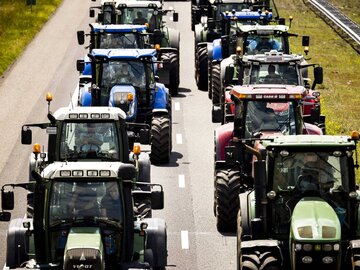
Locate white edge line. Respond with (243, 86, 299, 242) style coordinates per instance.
(176, 133, 183, 144)
(178, 174, 185, 188)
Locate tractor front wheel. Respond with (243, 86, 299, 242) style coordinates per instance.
(151, 115, 171, 164)
(214, 168, 241, 233)
(196, 46, 208, 91)
(211, 62, 222, 106)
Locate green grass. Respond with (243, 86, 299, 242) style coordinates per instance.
(328, 0, 360, 25)
(276, 0, 360, 180)
(0, 0, 62, 77)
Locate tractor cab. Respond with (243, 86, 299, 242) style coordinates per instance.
(237, 133, 360, 269)
(90, 0, 118, 25)
(0, 162, 167, 269)
(77, 23, 149, 51)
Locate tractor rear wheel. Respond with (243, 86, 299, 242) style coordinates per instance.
(162, 52, 179, 96)
(237, 210, 243, 270)
(151, 115, 171, 164)
(208, 59, 213, 99)
(214, 168, 241, 233)
(211, 62, 221, 106)
(196, 46, 208, 91)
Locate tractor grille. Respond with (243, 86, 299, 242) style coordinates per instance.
(64, 248, 102, 270)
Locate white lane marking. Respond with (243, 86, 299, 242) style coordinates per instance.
(176, 133, 183, 144)
(181, 230, 189, 249)
(178, 174, 185, 188)
(174, 102, 181, 111)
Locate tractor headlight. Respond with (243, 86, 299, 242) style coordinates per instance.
(322, 244, 332, 252)
(322, 256, 334, 264)
(295, 243, 302, 251)
(303, 244, 312, 252)
(302, 256, 313, 264)
(333, 244, 340, 251)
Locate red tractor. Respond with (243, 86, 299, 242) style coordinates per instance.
(213, 85, 322, 233)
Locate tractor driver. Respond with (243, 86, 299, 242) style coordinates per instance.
(78, 123, 103, 154)
(133, 11, 148, 25)
(264, 65, 283, 84)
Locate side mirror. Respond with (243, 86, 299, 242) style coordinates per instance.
(0, 212, 11, 222)
(89, 9, 95, 18)
(153, 29, 162, 45)
(224, 66, 234, 85)
(314, 66, 323, 84)
(76, 59, 85, 72)
(21, 127, 32, 145)
(77, 31, 85, 45)
(2, 190, 14, 210)
(173, 13, 179, 22)
(302, 36, 310, 47)
(151, 190, 164, 210)
(139, 129, 151, 145)
(118, 164, 136, 180)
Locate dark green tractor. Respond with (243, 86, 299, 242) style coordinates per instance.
(237, 133, 360, 270)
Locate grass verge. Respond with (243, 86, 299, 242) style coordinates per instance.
(0, 0, 62, 77)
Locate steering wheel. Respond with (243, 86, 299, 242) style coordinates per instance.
(79, 143, 101, 157)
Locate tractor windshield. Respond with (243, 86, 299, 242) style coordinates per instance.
(59, 121, 122, 161)
(245, 35, 286, 55)
(272, 152, 349, 193)
(97, 32, 144, 49)
(118, 7, 160, 30)
(246, 63, 299, 85)
(245, 100, 297, 136)
(48, 180, 124, 260)
(98, 60, 147, 105)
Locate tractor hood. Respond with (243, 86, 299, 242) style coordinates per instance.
(109, 85, 137, 121)
(63, 227, 104, 270)
(290, 197, 341, 242)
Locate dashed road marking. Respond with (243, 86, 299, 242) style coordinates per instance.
(181, 230, 189, 249)
(174, 102, 181, 111)
(178, 174, 185, 188)
(176, 133, 183, 144)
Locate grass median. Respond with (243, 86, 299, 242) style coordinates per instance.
(0, 0, 62, 77)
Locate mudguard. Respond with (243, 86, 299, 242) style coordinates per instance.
(108, 85, 137, 121)
(212, 38, 222, 61)
(166, 28, 180, 49)
(138, 152, 151, 184)
(194, 24, 206, 44)
(83, 55, 92, 76)
(239, 191, 253, 237)
(144, 218, 167, 268)
(214, 123, 234, 162)
(207, 42, 213, 63)
(6, 218, 31, 268)
(153, 83, 169, 112)
(81, 87, 92, 107)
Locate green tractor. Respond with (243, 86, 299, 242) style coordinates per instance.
(237, 133, 360, 269)
(0, 162, 167, 270)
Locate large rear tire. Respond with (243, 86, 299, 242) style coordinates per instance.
(211, 62, 221, 106)
(208, 59, 213, 99)
(196, 46, 208, 91)
(169, 53, 179, 96)
(214, 169, 241, 233)
(242, 251, 280, 270)
(151, 115, 171, 164)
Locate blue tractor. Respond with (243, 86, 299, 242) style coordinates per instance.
(77, 23, 151, 78)
(77, 48, 172, 164)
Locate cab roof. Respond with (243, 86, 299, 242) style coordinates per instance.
(53, 106, 126, 121)
(238, 24, 289, 34)
(231, 85, 306, 99)
(221, 10, 272, 21)
(42, 162, 127, 179)
(265, 135, 356, 150)
(116, 1, 162, 9)
(101, 0, 116, 5)
(244, 51, 304, 63)
(209, 0, 259, 4)
(91, 48, 156, 59)
(91, 23, 148, 33)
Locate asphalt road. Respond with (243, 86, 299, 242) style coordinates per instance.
(0, 0, 236, 268)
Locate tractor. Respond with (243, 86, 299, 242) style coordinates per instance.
(0, 161, 168, 270)
(76, 23, 150, 77)
(89, 0, 117, 25)
(193, 0, 276, 91)
(208, 22, 308, 102)
(217, 50, 324, 131)
(21, 94, 152, 217)
(213, 85, 323, 233)
(77, 48, 172, 164)
(237, 133, 360, 270)
(89, 0, 180, 95)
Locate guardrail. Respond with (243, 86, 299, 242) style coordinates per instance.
(307, 0, 360, 52)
